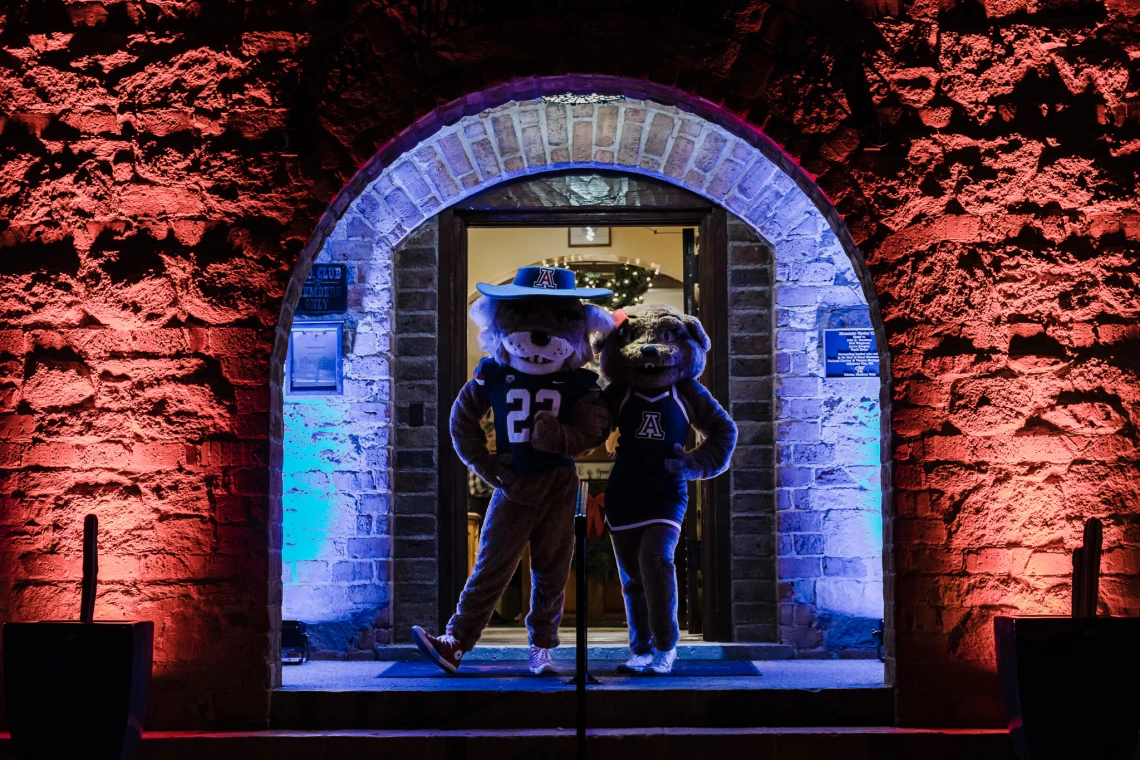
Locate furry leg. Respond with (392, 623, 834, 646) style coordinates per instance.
(446, 489, 540, 649)
(639, 524, 681, 653)
(611, 527, 654, 655)
(524, 468, 578, 649)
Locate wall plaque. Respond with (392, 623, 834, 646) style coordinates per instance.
(287, 322, 343, 396)
(299, 264, 348, 314)
(824, 329, 880, 378)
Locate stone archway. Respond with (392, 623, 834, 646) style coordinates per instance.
(270, 81, 891, 678)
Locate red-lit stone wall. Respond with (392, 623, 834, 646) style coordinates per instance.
(0, 3, 321, 728)
(0, 0, 1137, 730)
(861, 2, 1140, 724)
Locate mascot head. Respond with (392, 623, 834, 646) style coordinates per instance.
(471, 266, 614, 375)
(600, 304, 710, 389)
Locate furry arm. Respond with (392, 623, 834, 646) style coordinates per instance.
(666, 379, 739, 480)
(600, 382, 626, 425)
(531, 391, 611, 457)
(450, 379, 515, 488)
(600, 382, 625, 454)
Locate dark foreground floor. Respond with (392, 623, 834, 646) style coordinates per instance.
(2, 727, 1027, 760)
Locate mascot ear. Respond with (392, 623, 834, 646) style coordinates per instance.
(585, 304, 615, 344)
(682, 314, 711, 351)
(469, 296, 505, 358)
(469, 295, 497, 330)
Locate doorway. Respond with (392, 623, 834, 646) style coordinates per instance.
(437, 194, 733, 641)
(464, 226, 694, 639)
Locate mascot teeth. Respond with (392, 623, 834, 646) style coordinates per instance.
(499, 331, 576, 374)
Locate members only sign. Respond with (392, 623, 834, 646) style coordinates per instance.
(299, 264, 348, 315)
(824, 329, 880, 378)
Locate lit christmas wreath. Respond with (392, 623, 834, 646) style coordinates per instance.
(572, 263, 656, 310)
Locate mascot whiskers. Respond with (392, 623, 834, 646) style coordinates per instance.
(412, 266, 613, 674)
(600, 304, 737, 674)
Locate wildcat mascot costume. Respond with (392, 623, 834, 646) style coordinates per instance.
(600, 304, 737, 674)
(413, 266, 613, 674)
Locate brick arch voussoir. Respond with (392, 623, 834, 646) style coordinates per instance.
(277, 77, 882, 361)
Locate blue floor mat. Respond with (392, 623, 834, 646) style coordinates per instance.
(379, 659, 761, 678)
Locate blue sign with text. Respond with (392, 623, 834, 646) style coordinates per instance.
(824, 329, 879, 378)
(299, 264, 348, 315)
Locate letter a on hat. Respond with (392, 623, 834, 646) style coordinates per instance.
(532, 267, 558, 289)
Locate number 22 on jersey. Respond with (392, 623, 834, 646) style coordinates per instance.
(505, 388, 562, 443)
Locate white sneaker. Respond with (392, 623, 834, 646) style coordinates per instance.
(529, 645, 556, 675)
(616, 651, 654, 673)
(649, 648, 677, 674)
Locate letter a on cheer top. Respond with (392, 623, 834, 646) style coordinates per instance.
(532, 268, 559, 289)
(637, 411, 665, 440)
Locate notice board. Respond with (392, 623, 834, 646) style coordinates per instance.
(824, 329, 879, 378)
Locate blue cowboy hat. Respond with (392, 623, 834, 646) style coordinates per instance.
(476, 266, 613, 300)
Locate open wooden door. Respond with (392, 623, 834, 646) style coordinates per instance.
(680, 227, 703, 636)
(697, 207, 733, 642)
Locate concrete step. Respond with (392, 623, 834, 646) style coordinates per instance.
(272, 687, 895, 731)
(2, 728, 1027, 760)
(274, 660, 890, 731)
(272, 682, 892, 730)
(373, 641, 797, 661)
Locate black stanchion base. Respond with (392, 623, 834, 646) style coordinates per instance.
(566, 673, 601, 685)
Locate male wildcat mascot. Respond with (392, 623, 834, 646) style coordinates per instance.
(600, 304, 737, 674)
(413, 266, 613, 674)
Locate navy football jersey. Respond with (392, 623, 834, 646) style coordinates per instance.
(605, 385, 691, 531)
(475, 358, 600, 476)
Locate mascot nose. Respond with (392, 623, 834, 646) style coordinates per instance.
(531, 331, 551, 347)
(641, 344, 659, 357)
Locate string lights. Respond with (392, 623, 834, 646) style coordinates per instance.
(573, 263, 657, 309)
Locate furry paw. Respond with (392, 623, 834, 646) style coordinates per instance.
(663, 442, 700, 479)
(482, 454, 515, 488)
(530, 411, 562, 453)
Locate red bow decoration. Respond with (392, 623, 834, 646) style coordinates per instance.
(587, 492, 606, 538)
(612, 308, 628, 328)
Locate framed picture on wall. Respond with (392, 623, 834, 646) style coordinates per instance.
(568, 226, 611, 247)
(286, 321, 344, 396)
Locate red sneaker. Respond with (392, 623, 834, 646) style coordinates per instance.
(411, 626, 465, 674)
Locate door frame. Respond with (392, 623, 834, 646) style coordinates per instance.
(436, 204, 734, 641)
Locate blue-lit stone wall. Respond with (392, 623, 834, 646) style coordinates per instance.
(281, 222, 398, 656)
(774, 226, 883, 653)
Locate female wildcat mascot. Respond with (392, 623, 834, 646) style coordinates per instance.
(413, 266, 613, 675)
(600, 304, 737, 674)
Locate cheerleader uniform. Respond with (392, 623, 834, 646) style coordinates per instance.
(605, 385, 692, 655)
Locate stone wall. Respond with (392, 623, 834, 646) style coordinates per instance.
(280, 218, 399, 656)
(388, 219, 442, 641)
(0, 0, 1136, 730)
(725, 215, 780, 644)
(282, 211, 443, 654)
(770, 221, 883, 654)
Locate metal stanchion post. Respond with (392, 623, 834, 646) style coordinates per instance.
(569, 481, 597, 759)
